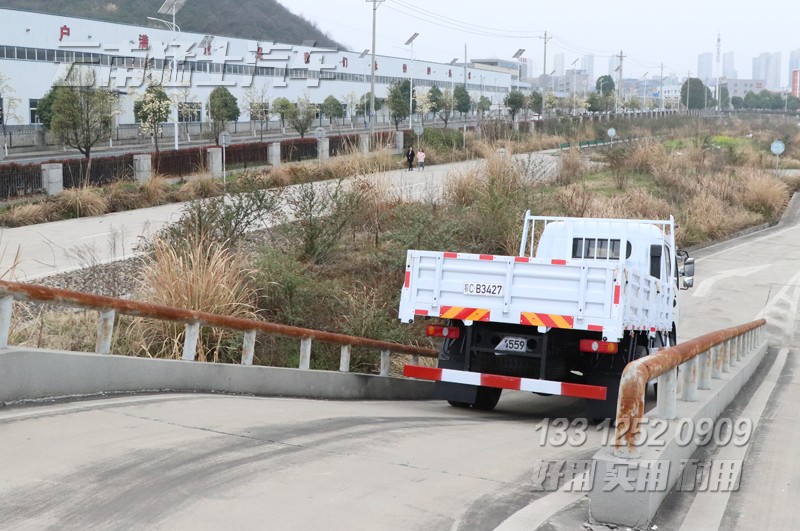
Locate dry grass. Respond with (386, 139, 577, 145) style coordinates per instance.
(127, 235, 258, 362)
(9, 305, 98, 352)
(57, 187, 109, 218)
(105, 182, 147, 212)
(740, 170, 790, 219)
(1, 202, 57, 227)
(555, 148, 587, 185)
(180, 177, 223, 199)
(678, 192, 761, 246)
(139, 175, 169, 206)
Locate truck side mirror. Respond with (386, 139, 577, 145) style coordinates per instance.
(681, 257, 695, 290)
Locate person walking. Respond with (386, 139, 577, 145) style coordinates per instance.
(406, 146, 415, 171)
(417, 148, 426, 171)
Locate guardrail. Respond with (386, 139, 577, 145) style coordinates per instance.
(613, 318, 767, 457)
(0, 280, 437, 376)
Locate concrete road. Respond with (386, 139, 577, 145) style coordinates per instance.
(0, 391, 599, 530)
(0, 152, 555, 281)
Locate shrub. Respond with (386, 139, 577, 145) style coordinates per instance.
(139, 176, 169, 206)
(1, 202, 57, 227)
(555, 148, 586, 185)
(105, 181, 147, 212)
(180, 177, 223, 199)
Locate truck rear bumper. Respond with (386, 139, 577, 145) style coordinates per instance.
(403, 365, 607, 401)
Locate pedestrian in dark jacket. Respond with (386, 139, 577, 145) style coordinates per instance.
(406, 147, 415, 171)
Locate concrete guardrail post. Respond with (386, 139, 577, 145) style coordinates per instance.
(133, 154, 152, 184)
(380, 349, 391, 377)
(207, 147, 223, 178)
(656, 367, 677, 419)
(722, 339, 731, 373)
(339, 345, 351, 372)
(411, 355, 419, 366)
(681, 356, 698, 401)
(95, 309, 115, 355)
(299, 337, 312, 370)
(241, 331, 256, 365)
(712, 345, 722, 379)
(0, 296, 13, 349)
(395, 131, 404, 151)
(41, 163, 64, 196)
(183, 322, 200, 361)
(730, 336, 739, 367)
(268, 142, 281, 168)
(359, 133, 370, 155)
(698, 349, 712, 389)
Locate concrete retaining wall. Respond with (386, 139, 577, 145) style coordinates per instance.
(0, 348, 434, 404)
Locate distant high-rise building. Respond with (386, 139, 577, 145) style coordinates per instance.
(793, 70, 800, 98)
(554, 53, 565, 76)
(722, 51, 737, 79)
(582, 54, 595, 84)
(789, 49, 800, 87)
(697, 52, 713, 82)
(752, 52, 782, 89)
(608, 54, 621, 77)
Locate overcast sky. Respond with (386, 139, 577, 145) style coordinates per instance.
(280, 0, 799, 84)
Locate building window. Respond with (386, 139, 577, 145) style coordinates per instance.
(29, 99, 41, 124)
(178, 102, 202, 123)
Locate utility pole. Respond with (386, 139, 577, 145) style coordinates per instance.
(615, 50, 626, 112)
(660, 63, 665, 111)
(571, 58, 579, 115)
(539, 31, 551, 76)
(685, 70, 691, 113)
(463, 43, 467, 148)
(715, 34, 721, 111)
(368, 0, 383, 150)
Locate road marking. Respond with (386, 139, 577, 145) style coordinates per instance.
(493, 473, 587, 530)
(80, 231, 111, 240)
(678, 348, 788, 531)
(692, 264, 770, 298)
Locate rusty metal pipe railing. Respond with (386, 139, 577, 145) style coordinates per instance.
(614, 318, 766, 457)
(0, 280, 437, 368)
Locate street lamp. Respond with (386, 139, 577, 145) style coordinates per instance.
(405, 32, 419, 129)
(512, 48, 525, 90)
(152, 0, 187, 151)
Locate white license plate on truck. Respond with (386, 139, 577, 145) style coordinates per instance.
(463, 281, 504, 297)
(496, 336, 527, 353)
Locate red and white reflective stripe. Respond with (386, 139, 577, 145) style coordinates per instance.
(403, 365, 607, 401)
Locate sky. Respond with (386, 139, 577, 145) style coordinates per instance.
(280, 0, 800, 85)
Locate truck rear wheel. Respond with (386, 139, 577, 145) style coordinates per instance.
(474, 387, 502, 411)
(447, 400, 471, 408)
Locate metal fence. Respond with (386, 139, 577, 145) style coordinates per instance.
(281, 138, 318, 163)
(0, 162, 43, 198)
(61, 154, 135, 189)
(329, 134, 359, 157)
(152, 147, 207, 178)
(225, 142, 270, 169)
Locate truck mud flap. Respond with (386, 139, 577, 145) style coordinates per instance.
(404, 365, 607, 401)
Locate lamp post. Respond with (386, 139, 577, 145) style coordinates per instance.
(405, 32, 419, 130)
(151, 0, 187, 151)
(641, 72, 649, 111)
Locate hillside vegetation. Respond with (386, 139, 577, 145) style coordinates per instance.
(0, 0, 342, 49)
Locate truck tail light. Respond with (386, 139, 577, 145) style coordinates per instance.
(579, 339, 618, 354)
(426, 325, 460, 339)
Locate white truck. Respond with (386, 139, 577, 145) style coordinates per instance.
(399, 213, 695, 418)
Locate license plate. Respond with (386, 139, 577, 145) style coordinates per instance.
(463, 281, 504, 297)
(496, 336, 528, 353)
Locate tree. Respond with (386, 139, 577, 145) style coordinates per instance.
(0, 72, 21, 157)
(271, 97, 293, 133)
(356, 92, 383, 125)
(504, 90, 525, 121)
(680, 78, 708, 110)
(386, 80, 414, 130)
(528, 91, 543, 115)
(437, 88, 455, 128)
(453, 84, 471, 116)
(596, 75, 615, 95)
(427, 85, 443, 118)
(173, 88, 199, 142)
(731, 96, 744, 110)
(244, 83, 270, 141)
(134, 84, 171, 152)
(719, 85, 730, 110)
(47, 70, 119, 159)
(415, 89, 433, 124)
(343, 91, 359, 129)
(788, 95, 800, 112)
(476, 95, 492, 121)
(287, 95, 316, 138)
(320, 95, 344, 125)
(207, 87, 240, 143)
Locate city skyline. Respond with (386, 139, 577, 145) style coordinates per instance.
(282, 0, 800, 87)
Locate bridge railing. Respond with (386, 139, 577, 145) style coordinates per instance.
(0, 280, 437, 376)
(613, 318, 767, 457)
